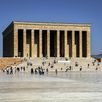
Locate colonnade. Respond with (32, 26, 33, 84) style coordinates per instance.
(14, 29, 90, 58)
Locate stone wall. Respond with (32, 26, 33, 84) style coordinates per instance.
(0, 58, 22, 69)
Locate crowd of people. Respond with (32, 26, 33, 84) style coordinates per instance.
(1, 58, 101, 75)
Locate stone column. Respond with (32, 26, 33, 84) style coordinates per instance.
(57, 30, 60, 57)
(72, 31, 75, 58)
(23, 29, 26, 57)
(47, 30, 50, 57)
(87, 31, 91, 58)
(39, 30, 42, 57)
(79, 31, 82, 58)
(14, 27, 18, 57)
(64, 30, 68, 57)
(31, 29, 34, 58)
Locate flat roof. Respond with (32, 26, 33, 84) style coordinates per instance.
(13, 21, 91, 27)
(2, 21, 91, 34)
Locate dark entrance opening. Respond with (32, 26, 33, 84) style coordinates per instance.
(75, 31, 79, 57)
(50, 30, 57, 57)
(42, 30, 47, 57)
(60, 31, 64, 57)
(26, 30, 31, 57)
(68, 31, 72, 57)
(18, 29, 23, 57)
(34, 30, 39, 57)
(82, 31, 87, 57)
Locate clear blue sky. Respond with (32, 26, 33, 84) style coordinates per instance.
(0, 0, 102, 56)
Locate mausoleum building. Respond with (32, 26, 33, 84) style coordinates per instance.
(2, 21, 91, 58)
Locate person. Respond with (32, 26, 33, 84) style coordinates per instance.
(41, 69, 44, 75)
(51, 65, 53, 68)
(35, 68, 38, 74)
(75, 62, 78, 67)
(31, 68, 34, 74)
(96, 67, 98, 71)
(23, 67, 25, 71)
(10, 68, 13, 74)
(17, 67, 20, 72)
(30, 63, 32, 66)
(48, 62, 50, 66)
(38, 67, 42, 75)
(88, 64, 89, 68)
(46, 68, 48, 73)
(80, 66, 82, 71)
(2, 69, 5, 72)
(6, 69, 9, 74)
(61, 68, 63, 71)
(92, 62, 95, 66)
(21, 67, 23, 71)
(98, 63, 100, 66)
(54, 60, 56, 64)
(69, 66, 72, 70)
(55, 69, 58, 75)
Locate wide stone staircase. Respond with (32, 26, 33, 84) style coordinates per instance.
(17, 57, 102, 72)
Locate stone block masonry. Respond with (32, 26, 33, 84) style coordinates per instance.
(2, 21, 91, 58)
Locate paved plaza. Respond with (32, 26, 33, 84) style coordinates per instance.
(0, 71, 102, 102)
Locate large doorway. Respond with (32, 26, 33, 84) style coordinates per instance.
(50, 30, 57, 57)
(82, 31, 87, 57)
(34, 30, 39, 57)
(75, 31, 79, 57)
(26, 30, 31, 57)
(18, 29, 23, 57)
(68, 31, 72, 57)
(60, 31, 64, 57)
(42, 30, 47, 57)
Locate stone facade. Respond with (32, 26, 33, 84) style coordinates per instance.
(2, 21, 91, 58)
